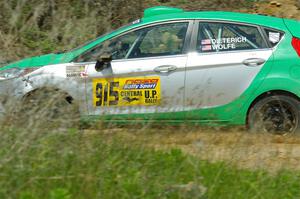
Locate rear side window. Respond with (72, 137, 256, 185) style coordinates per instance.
(197, 22, 268, 53)
(130, 22, 188, 58)
(264, 28, 284, 47)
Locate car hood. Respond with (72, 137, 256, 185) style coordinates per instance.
(0, 52, 74, 70)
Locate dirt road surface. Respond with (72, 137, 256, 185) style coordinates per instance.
(91, 127, 300, 173)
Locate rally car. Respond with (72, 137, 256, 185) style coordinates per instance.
(1, 6, 300, 133)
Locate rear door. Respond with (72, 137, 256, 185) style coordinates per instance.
(185, 21, 273, 119)
(76, 21, 193, 118)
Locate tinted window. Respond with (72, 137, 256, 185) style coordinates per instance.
(75, 31, 141, 62)
(197, 22, 267, 53)
(131, 23, 188, 58)
(264, 28, 284, 47)
(75, 22, 188, 62)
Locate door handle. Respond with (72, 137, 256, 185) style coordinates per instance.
(154, 65, 177, 73)
(243, 58, 266, 67)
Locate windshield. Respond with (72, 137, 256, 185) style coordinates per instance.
(71, 19, 141, 52)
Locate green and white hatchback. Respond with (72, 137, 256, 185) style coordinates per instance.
(1, 6, 300, 133)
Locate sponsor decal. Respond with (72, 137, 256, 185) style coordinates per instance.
(132, 19, 141, 24)
(93, 77, 161, 107)
(201, 44, 212, 51)
(201, 36, 247, 51)
(66, 65, 88, 78)
(201, 39, 212, 45)
(122, 97, 139, 103)
(269, 32, 280, 43)
(123, 78, 159, 90)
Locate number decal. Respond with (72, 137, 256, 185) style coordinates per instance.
(93, 77, 160, 107)
(95, 83, 103, 106)
(109, 82, 119, 105)
(103, 83, 108, 106)
(94, 81, 120, 107)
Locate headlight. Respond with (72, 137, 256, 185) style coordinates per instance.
(0, 67, 40, 81)
(0, 68, 23, 81)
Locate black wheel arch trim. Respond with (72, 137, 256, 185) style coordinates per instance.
(22, 87, 75, 105)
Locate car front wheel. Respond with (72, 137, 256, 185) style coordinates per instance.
(19, 88, 80, 129)
(248, 95, 300, 135)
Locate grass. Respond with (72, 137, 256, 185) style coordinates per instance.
(1, 1, 300, 198)
(0, 0, 268, 63)
(1, 126, 300, 199)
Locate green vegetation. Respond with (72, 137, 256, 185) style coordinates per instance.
(1, 0, 300, 198)
(0, 0, 260, 63)
(0, 127, 300, 199)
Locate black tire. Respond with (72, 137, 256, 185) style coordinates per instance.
(19, 88, 80, 129)
(248, 95, 300, 135)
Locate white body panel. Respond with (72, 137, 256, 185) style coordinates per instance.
(0, 63, 88, 115)
(184, 49, 273, 110)
(0, 49, 272, 118)
(0, 20, 276, 122)
(85, 55, 187, 116)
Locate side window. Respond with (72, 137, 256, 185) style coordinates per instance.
(264, 28, 284, 47)
(74, 22, 188, 62)
(130, 23, 188, 58)
(197, 22, 267, 53)
(75, 31, 141, 62)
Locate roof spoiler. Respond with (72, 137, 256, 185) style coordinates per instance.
(284, 19, 300, 38)
(143, 6, 184, 18)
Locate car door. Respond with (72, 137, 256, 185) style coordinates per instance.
(76, 21, 193, 118)
(185, 21, 273, 120)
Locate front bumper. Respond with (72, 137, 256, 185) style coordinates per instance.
(0, 99, 4, 116)
(0, 78, 25, 117)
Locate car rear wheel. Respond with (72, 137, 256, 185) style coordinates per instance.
(248, 95, 300, 135)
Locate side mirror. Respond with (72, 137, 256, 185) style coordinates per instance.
(95, 54, 112, 72)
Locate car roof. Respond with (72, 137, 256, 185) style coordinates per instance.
(0, 6, 290, 71)
(141, 7, 287, 30)
(70, 9, 287, 62)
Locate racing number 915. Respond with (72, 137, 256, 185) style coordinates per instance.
(95, 81, 119, 106)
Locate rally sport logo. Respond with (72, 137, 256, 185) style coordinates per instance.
(123, 79, 159, 90)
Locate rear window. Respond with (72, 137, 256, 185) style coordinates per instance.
(264, 28, 284, 47)
(197, 22, 268, 53)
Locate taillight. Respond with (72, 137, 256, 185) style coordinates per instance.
(292, 37, 300, 57)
